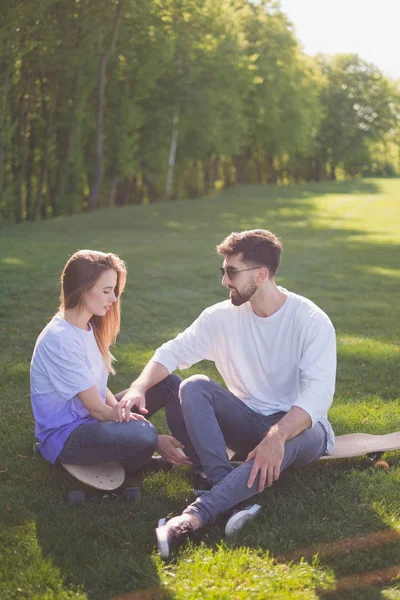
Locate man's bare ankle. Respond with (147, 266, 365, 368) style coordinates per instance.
(183, 513, 201, 531)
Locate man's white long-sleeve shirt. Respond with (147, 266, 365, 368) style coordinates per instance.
(152, 289, 336, 453)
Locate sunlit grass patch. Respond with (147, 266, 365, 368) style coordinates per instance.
(156, 545, 335, 599)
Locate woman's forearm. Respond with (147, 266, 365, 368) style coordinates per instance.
(78, 387, 115, 422)
(91, 404, 115, 421)
(106, 387, 118, 407)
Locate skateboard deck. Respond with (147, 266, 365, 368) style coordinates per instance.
(62, 461, 125, 490)
(227, 431, 400, 465)
(33, 443, 140, 504)
(320, 432, 400, 460)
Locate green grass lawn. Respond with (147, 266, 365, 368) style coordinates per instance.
(1, 179, 399, 600)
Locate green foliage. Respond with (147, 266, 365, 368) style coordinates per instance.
(316, 53, 400, 179)
(1, 1, 400, 223)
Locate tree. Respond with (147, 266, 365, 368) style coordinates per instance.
(87, 0, 123, 211)
(316, 53, 399, 179)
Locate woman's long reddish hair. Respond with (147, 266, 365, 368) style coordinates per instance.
(59, 250, 127, 373)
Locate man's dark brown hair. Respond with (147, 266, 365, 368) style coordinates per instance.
(216, 229, 283, 277)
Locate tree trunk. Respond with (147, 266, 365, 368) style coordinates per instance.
(143, 170, 158, 202)
(223, 159, 234, 188)
(115, 180, 128, 205)
(109, 172, 119, 205)
(132, 175, 143, 204)
(31, 77, 58, 220)
(314, 155, 323, 181)
(234, 155, 248, 184)
(15, 79, 34, 223)
(55, 72, 81, 212)
(266, 156, 277, 184)
(87, 0, 123, 211)
(165, 103, 180, 199)
(203, 156, 212, 194)
(256, 159, 263, 184)
(213, 156, 220, 182)
(0, 65, 12, 204)
(329, 162, 336, 180)
(25, 124, 36, 220)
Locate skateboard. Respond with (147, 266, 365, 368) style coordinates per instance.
(319, 431, 400, 467)
(228, 431, 400, 469)
(33, 442, 141, 505)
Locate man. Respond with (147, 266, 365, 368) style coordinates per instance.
(120, 229, 336, 559)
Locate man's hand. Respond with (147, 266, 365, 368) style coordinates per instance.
(111, 403, 147, 423)
(118, 386, 148, 421)
(157, 435, 192, 466)
(246, 433, 285, 492)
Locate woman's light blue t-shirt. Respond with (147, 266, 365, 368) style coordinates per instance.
(30, 314, 109, 463)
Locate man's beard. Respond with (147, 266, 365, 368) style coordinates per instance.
(229, 280, 257, 306)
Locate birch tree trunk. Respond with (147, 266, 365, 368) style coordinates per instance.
(165, 103, 180, 199)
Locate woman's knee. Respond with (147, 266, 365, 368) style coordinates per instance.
(127, 420, 158, 451)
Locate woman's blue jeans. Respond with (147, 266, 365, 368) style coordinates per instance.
(58, 374, 197, 474)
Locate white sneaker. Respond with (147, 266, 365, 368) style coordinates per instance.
(156, 516, 193, 560)
(224, 503, 262, 537)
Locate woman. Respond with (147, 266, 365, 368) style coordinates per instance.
(30, 250, 191, 472)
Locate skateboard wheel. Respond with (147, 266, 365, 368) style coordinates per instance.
(367, 451, 384, 461)
(33, 442, 41, 457)
(374, 459, 390, 471)
(123, 487, 141, 502)
(67, 490, 85, 506)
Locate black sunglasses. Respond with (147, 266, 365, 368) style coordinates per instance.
(219, 266, 262, 280)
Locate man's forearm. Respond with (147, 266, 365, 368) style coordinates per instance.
(131, 360, 170, 392)
(266, 406, 312, 442)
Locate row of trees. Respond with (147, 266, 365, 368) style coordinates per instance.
(1, 0, 399, 223)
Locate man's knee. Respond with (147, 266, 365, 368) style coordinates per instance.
(162, 373, 182, 393)
(179, 374, 210, 409)
(287, 424, 327, 469)
(149, 373, 182, 400)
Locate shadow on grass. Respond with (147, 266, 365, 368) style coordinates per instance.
(201, 456, 400, 599)
(30, 463, 174, 600)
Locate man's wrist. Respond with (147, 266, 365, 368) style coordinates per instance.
(130, 381, 146, 393)
(265, 424, 287, 442)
